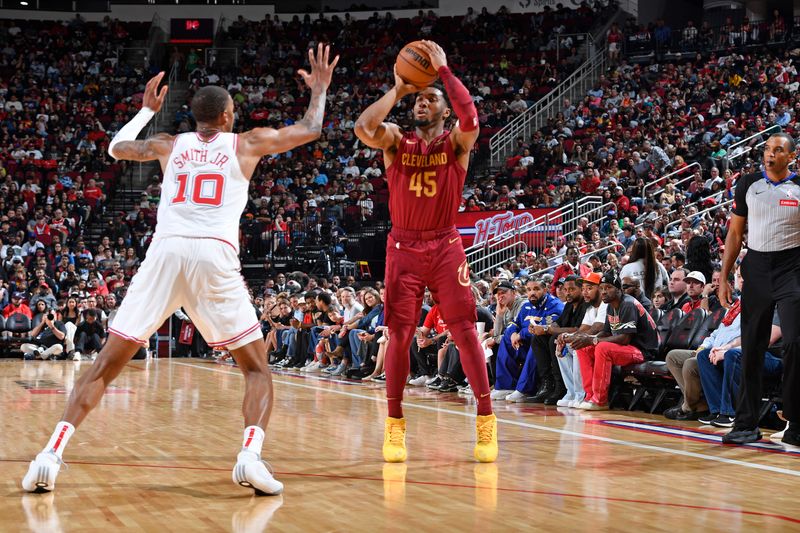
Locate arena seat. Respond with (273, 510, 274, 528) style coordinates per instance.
(3, 313, 32, 356)
(649, 307, 664, 325)
(664, 308, 708, 352)
(694, 306, 728, 344)
(656, 308, 684, 356)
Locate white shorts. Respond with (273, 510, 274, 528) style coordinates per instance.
(109, 236, 261, 351)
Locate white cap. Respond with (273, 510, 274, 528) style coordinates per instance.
(685, 271, 706, 284)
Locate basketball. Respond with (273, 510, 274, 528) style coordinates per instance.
(396, 41, 438, 88)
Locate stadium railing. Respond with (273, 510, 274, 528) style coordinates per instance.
(489, 35, 605, 166)
(642, 162, 701, 199)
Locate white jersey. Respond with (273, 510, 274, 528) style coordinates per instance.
(156, 131, 248, 251)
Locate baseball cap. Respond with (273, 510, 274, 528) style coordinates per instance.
(685, 271, 707, 284)
(579, 272, 603, 285)
(493, 280, 515, 294)
(12, 291, 24, 299)
(600, 270, 622, 289)
(555, 277, 567, 287)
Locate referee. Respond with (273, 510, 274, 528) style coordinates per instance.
(719, 132, 799, 445)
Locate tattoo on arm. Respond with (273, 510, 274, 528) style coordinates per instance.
(111, 133, 173, 162)
(296, 90, 326, 137)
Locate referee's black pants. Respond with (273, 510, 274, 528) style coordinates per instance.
(737, 247, 800, 429)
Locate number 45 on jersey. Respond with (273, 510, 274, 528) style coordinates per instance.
(409, 171, 437, 198)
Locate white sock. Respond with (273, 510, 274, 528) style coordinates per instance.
(240, 425, 265, 457)
(43, 421, 75, 458)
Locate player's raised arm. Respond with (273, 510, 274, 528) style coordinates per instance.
(417, 41, 479, 159)
(354, 67, 417, 154)
(108, 72, 174, 162)
(238, 44, 339, 160)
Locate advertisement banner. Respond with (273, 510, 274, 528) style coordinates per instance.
(456, 208, 560, 248)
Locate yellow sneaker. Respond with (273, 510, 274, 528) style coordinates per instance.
(383, 417, 407, 463)
(474, 414, 498, 463)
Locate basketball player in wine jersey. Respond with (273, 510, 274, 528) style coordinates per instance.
(355, 41, 497, 463)
(22, 44, 339, 495)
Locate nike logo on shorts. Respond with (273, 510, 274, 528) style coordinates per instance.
(449, 237, 459, 244)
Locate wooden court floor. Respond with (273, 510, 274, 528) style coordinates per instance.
(2, 358, 800, 532)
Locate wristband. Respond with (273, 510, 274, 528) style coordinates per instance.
(108, 107, 156, 160)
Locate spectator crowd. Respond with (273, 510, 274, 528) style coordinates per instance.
(1, 2, 798, 441)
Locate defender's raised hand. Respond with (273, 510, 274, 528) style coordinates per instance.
(298, 43, 340, 92)
(143, 72, 168, 112)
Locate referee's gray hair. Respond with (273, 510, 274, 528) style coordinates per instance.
(769, 132, 796, 152)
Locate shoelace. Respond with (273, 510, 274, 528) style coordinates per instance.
(47, 451, 68, 472)
(388, 425, 404, 446)
(476, 421, 494, 444)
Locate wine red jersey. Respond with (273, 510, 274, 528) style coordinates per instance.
(385, 130, 467, 231)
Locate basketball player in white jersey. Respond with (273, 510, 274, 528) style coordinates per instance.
(22, 44, 339, 496)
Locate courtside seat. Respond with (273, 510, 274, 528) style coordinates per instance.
(5, 313, 30, 335)
(3, 313, 31, 358)
(649, 307, 664, 325)
(693, 306, 727, 344)
(664, 308, 708, 352)
(656, 308, 684, 356)
(620, 309, 706, 412)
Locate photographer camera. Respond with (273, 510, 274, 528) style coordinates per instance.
(21, 302, 67, 360)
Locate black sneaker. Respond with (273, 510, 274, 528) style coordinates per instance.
(782, 423, 800, 446)
(437, 378, 458, 393)
(374, 373, 386, 381)
(721, 427, 762, 445)
(664, 406, 694, 420)
(710, 415, 735, 428)
(425, 376, 443, 390)
(697, 412, 719, 425)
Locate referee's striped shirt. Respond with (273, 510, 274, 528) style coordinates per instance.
(733, 171, 800, 252)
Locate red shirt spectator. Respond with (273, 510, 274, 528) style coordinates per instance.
(579, 173, 601, 195)
(3, 293, 33, 319)
(83, 183, 105, 207)
(423, 304, 448, 334)
(33, 218, 52, 246)
(551, 246, 592, 294)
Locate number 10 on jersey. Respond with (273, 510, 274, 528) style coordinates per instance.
(171, 171, 225, 206)
(409, 171, 437, 198)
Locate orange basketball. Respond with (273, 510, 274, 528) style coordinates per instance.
(396, 41, 438, 88)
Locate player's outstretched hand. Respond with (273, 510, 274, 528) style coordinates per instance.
(298, 43, 339, 93)
(418, 40, 447, 70)
(393, 65, 418, 98)
(143, 72, 168, 113)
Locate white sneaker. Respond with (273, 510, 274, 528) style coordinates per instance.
(556, 397, 573, 407)
(232, 451, 283, 496)
(569, 399, 583, 408)
(424, 375, 440, 386)
(458, 384, 473, 395)
(578, 401, 608, 411)
(22, 451, 64, 493)
(505, 390, 526, 402)
(408, 375, 430, 387)
(300, 361, 319, 373)
(72, 352, 82, 361)
(490, 389, 513, 400)
(771, 421, 790, 442)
